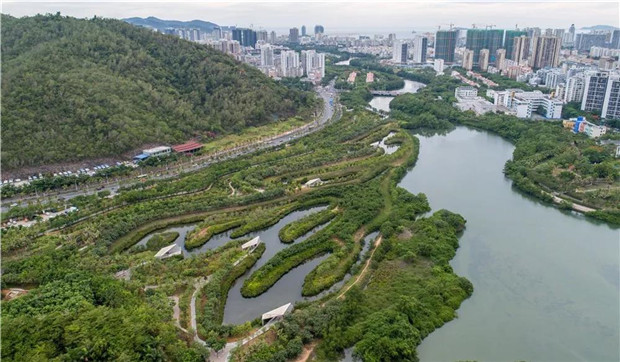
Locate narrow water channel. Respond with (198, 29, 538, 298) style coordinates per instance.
(135, 206, 335, 324)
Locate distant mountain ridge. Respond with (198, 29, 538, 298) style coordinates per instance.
(124, 16, 219, 32)
(580, 25, 619, 31)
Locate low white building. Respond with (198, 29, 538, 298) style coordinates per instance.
(454, 86, 495, 115)
(487, 89, 563, 119)
(143, 146, 172, 157)
(455, 86, 478, 100)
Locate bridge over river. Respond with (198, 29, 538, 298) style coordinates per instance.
(369, 90, 407, 96)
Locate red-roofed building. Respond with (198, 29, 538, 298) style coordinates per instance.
(172, 141, 203, 154)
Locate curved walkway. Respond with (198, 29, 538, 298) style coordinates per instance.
(189, 276, 211, 345)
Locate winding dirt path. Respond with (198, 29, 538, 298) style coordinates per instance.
(337, 235, 382, 300)
(294, 341, 318, 362)
(169, 295, 188, 333)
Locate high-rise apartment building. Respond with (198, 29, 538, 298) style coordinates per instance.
(301, 25, 307, 37)
(575, 33, 607, 51)
(301, 50, 325, 77)
(526, 27, 542, 39)
(280, 50, 301, 77)
(569, 24, 576, 41)
(289, 28, 300, 43)
(217, 39, 241, 55)
(479, 49, 490, 71)
(314, 25, 324, 34)
(495, 48, 506, 69)
(610, 30, 620, 49)
(581, 71, 610, 112)
(504, 30, 527, 60)
(270, 31, 277, 44)
(412, 37, 428, 63)
(392, 41, 408, 64)
(213, 26, 222, 39)
(465, 29, 504, 65)
(602, 74, 620, 119)
(530, 36, 561, 69)
(462, 49, 474, 70)
(256, 30, 269, 42)
(544, 71, 565, 89)
(512, 35, 530, 64)
(435, 30, 458, 64)
(260, 44, 274, 66)
(434, 59, 444, 74)
(564, 75, 585, 103)
(232, 28, 257, 47)
(553, 29, 565, 41)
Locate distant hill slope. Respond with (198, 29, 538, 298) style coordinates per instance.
(1, 14, 316, 169)
(580, 25, 619, 31)
(123, 16, 219, 32)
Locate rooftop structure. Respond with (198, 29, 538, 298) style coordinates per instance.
(133, 153, 150, 162)
(455, 86, 478, 100)
(347, 72, 357, 83)
(143, 146, 172, 157)
(241, 236, 261, 251)
(304, 178, 323, 187)
(454, 86, 495, 115)
(262, 303, 293, 324)
(172, 141, 203, 154)
(451, 71, 480, 87)
(154, 244, 182, 259)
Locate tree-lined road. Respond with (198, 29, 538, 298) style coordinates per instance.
(2, 83, 339, 211)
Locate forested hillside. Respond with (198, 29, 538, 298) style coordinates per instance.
(1, 14, 316, 169)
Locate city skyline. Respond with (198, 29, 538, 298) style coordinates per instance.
(3, 1, 619, 34)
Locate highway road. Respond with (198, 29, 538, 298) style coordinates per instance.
(2, 82, 339, 211)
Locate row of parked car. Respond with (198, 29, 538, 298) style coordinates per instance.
(2, 162, 124, 186)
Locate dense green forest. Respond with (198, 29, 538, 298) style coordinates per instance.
(1, 14, 316, 168)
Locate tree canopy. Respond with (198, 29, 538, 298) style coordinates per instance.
(1, 14, 316, 169)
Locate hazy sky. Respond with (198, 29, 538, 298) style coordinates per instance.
(3, 1, 620, 33)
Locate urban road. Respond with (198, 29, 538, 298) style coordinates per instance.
(1, 83, 340, 211)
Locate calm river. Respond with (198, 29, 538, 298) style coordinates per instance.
(403, 128, 619, 362)
(368, 91, 619, 361)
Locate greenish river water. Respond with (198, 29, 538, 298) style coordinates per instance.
(398, 127, 619, 362)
